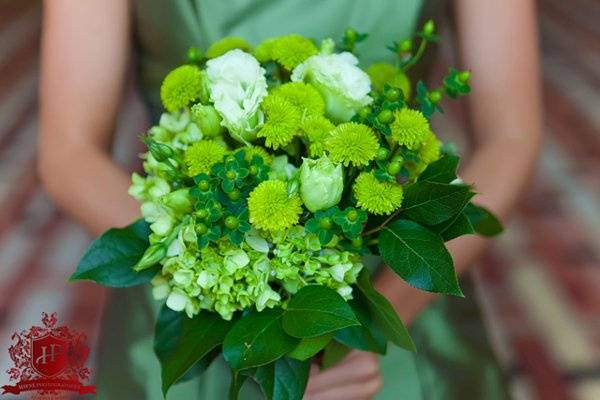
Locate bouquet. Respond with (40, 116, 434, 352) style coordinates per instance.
(72, 20, 502, 399)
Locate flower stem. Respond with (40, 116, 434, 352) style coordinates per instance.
(362, 208, 402, 236)
(401, 39, 428, 72)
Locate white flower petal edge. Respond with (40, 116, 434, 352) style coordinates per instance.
(206, 49, 268, 144)
(291, 52, 372, 122)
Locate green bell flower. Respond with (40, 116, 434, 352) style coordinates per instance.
(299, 156, 343, 212)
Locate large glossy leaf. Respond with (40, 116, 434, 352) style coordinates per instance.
(431, 209, 475, 242)
(402, 182, 474, 225)
(252, 358, 310, 400)
(356, 270, 415, 351)
(71, 219, 159, 287)
(223, 308, 298, 370)
(379, 219, 463, 296)
(464, 203, 503, 236)
(334, 295, 387, 354)
(154, 306, 234, 395)
(321, 340, 351, 369)
(282, 285, 360, 338)
(418, 155, 459, 183)
(287, 333, 334, 361)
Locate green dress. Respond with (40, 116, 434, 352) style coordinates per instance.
(96, 1, 509, 399)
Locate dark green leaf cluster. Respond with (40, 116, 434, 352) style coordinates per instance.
(155, 279, 414, 399)
(305, 206, 367, 245)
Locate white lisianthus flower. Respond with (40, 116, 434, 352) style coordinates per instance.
(206, 49, 268, 144)
(291, 52, 372, 122)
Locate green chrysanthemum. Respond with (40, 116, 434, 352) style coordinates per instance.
(160, 65, 203, 112)
(184, 140, 226, 176)
(257, 94, 301, 149)
(206, 36, 252, 59)
(390, 108, 431, 150)
(301, 115, 335, 157)
(353, 172, 403, 215)
(326, 122, 379, 167)
(419, 131, 442, 165)
(255, 34, 318, 70)
(367, 63, 412, 98)
(272, 82, 325, 116)
(248, 180, 302, 231)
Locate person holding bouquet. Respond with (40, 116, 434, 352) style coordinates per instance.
(38, 0, 541, 399)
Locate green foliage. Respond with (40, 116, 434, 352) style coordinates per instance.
(431, 210, 475, 242)
(250, 357, 311, 400)
(154, 306, 234, 395)
(418, 154, 460, 183)
(334, 295, 387, 354)
(444, 68, 471, 99)
(70, 219, 159, 287)
(378, 219, 462, 296)
(464, 203, 504, 236)
(282, 285, 360, 338)
(287, 333, 334, 361)
(321, 340, 352, 369)
(402, 181, 474, 225)
(223, 308, 298, 370)
(356, 270, 415, 351)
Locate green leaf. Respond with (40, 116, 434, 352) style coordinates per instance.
(71, 219, 159, 287)
(154, 306, 234, 396)
(321, 340, 351, 369)
(402, 182, 474, 225)
(252, 358, 310, 400)
(431, 210, 475, 242)
(229, 370, 248, 400)
(418, 155, 459, 183)
(334, 295, 387, 354)
(282, 285, 360, 338)
(287, 333, 334, 361)
(464, 203, 503, 236)
(223, 308, 299, 370)
(356, 270, 415, 351)
(379, 219, 463, 296)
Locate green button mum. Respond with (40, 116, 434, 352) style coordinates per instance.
(353, 172, 403, 215)
(326, 122, 379, 167)
(184, 140, 226, 176)
(248, 180, 302, 232)
(390, 108, 432, 150)
(160, 65, 204, 112)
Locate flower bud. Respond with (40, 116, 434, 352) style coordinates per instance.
(190, 104, 225, 138)
(423, 20, 436, 36)
(299, 156, 344, 212)
(162, 188, 192, 215)
(134, 243, 166, 271)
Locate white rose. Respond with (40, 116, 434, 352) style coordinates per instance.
(291, 52, 372, 122)
(206, 49, 268, 144)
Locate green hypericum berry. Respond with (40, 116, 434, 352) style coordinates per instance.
(387, 161, 402, 175)
(198, 180, 210, 191)
(226, 171, 236, 180)
(376, 147, 390, 161)
(458, 71, 471, 83)
(351, 237, 363, 248)
(428, 90, 442, 104)
(249, 165, 258, 175)
(377, 109, 394, 124)
(196, 223, 208, 235)
(345, 28, 357, 43)
(385, 87, 401, 102)
(358, 106, 372, 119)
(187, 47, 203, 63)
(224, 215, 239, 230)
(228, 189, 241, 201)
(391, 154, 404, 164)
(197, 209, 209, 219)
(346, 210, 358, 222)
(399, 39, 413, 53)
(319, 217, 333, 230)
(423, 20, 435, 36)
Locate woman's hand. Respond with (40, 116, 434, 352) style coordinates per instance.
(304, 351, 382, 400)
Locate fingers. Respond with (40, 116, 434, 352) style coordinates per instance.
(304, 375, 382, 400)
(305, 351, 381, 398)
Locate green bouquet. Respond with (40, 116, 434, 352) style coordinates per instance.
(72, 20, 502, 399)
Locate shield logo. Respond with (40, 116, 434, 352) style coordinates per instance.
(31, 334, 70, 377)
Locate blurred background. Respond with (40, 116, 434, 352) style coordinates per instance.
(0, 1, 599, 399)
